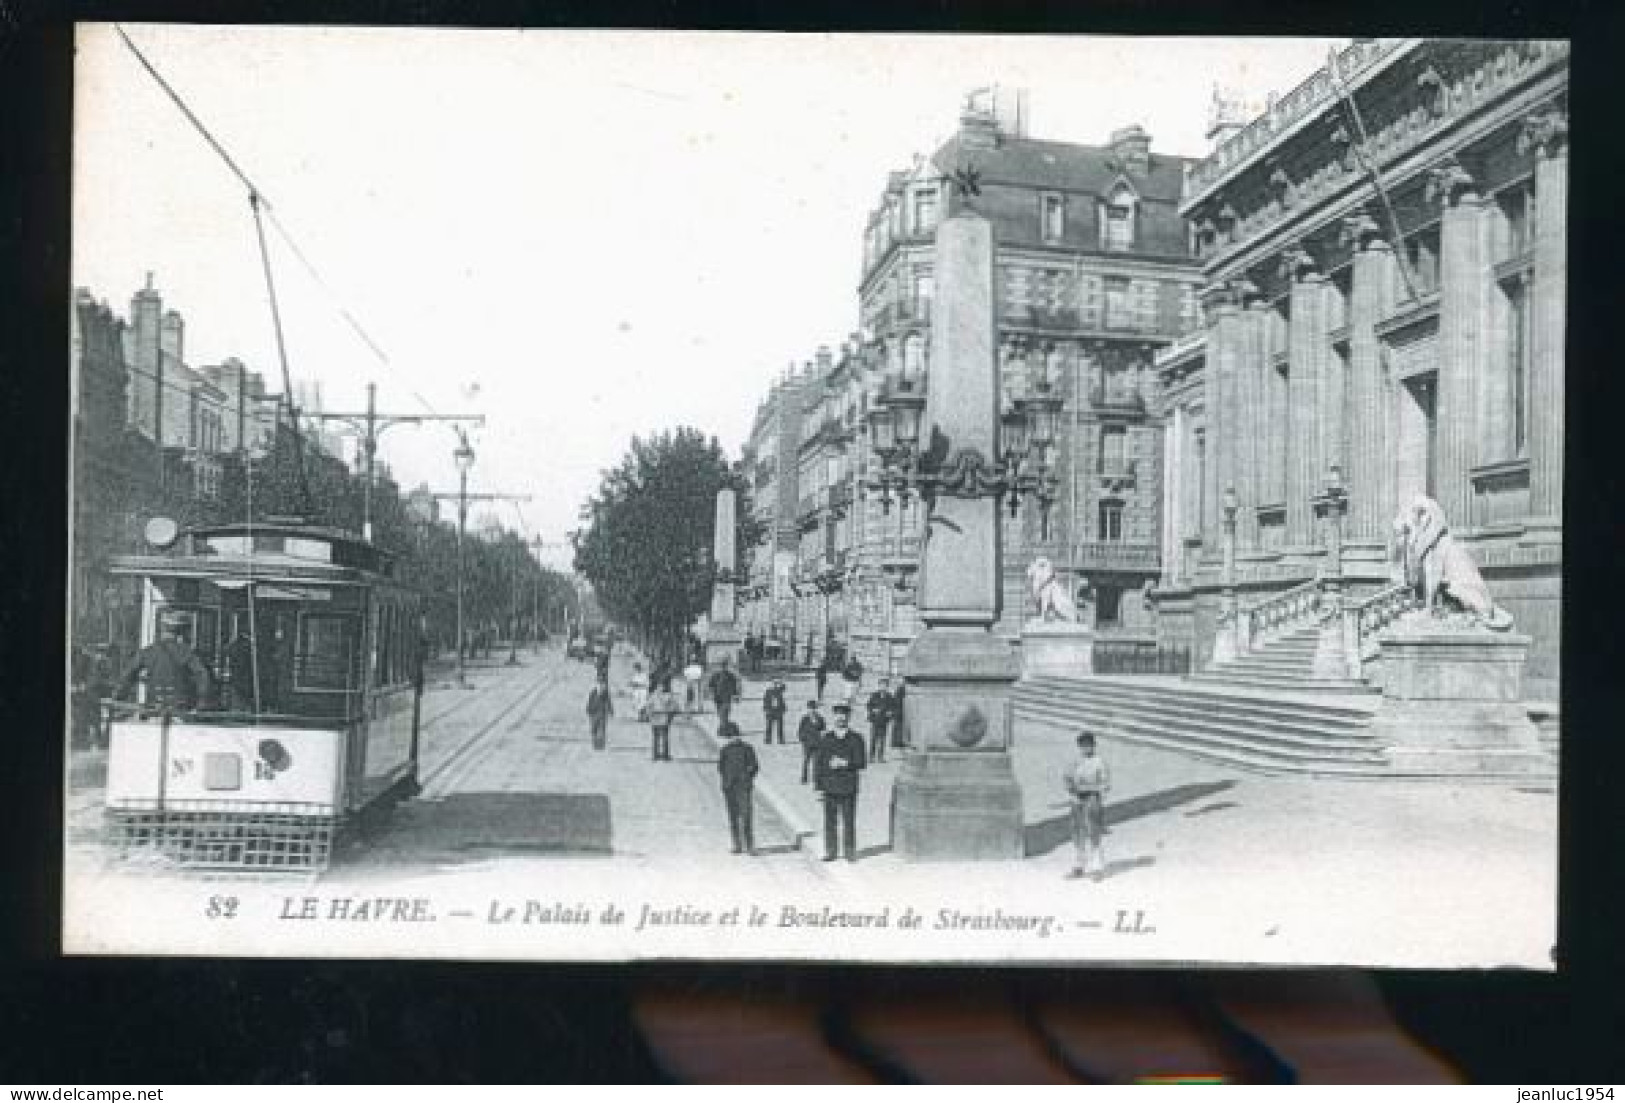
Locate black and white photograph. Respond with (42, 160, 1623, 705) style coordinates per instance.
(64, 28, 1566, 967)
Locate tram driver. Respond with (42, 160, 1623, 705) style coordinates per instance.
(118, 612, 214, 712)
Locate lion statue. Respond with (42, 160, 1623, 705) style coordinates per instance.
(1026, 556, 1081, 624)
(1391, 495, 1514, 630)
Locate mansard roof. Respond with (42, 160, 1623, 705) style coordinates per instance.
(931, 132, 1192, 204)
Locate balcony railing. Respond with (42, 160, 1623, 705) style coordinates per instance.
(1088, 386, 1147, 414)
(1073, 541, 1160, 574)
(1095, 460, 1139, 490)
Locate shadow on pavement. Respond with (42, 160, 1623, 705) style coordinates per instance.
(1103, 855, 1157, 877)
(343, 791, 614, 870)
(1024, 780, 1237, 858)
(1184, 799, 1240, 817)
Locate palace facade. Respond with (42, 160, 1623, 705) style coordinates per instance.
(1153, 39, 1567, 699)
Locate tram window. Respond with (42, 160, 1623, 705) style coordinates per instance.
(381, 603, 399, 686)
(295, 612, 359, 692)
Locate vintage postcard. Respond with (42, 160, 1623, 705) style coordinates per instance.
(65, 27, 1564, 966)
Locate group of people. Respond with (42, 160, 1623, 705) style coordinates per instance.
(583, 649, 1115, 878)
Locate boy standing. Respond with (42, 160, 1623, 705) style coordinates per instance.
(1063, 731, 1111, 880)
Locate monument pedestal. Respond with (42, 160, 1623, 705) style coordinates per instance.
(891, 752, 1024, 861)
(893, 627, 1024, 861)
(1367, 619, 1548, 776)
(1019, 621, 1094, 680)
(704, 627, 743, 672)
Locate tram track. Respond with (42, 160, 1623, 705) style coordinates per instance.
(417, 659, 575, 797)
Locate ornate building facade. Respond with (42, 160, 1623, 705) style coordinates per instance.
(1154, 39, 1567, 700)
(738, 362, 813, 654)
(842, 92, 1205, 676)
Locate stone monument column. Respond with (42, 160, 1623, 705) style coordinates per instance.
(1430, 158, 1488, 531)
(1344, 212, 1399, 541)
(1521, 105, 1567, 529)
(1283, 246, 1325, 546)
(704, 487, 743, 669)
(892, 209, 1024, 861)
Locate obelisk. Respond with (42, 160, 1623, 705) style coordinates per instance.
(705, 487, 743, 670)
(890, 208, 1025, 860)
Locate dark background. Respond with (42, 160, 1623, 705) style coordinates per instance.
(3, 0, 1622, 1083)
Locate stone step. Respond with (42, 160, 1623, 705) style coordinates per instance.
(1016, 697, 1381, 760)
(1190, 671, 1378, 694)
(1021, 675, 1378, 722)
(1213, 655, 1324, 673)
(1016, 701, 1388, 776)
(1015, 687, 1377, 749)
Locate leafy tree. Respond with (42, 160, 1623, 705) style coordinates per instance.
(573, 426, 765, 663)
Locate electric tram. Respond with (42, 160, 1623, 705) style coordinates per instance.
(102, 517, 425, 870)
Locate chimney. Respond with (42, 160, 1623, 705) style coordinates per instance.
(160, 309, 184, 366)
(1109, 125, 1152, 176)
(1206, 85, 1247, 147)
(992, 86, 1030, 139)
(958, 87, 1001, 150)
(815, 345, 833, 376)
(130, 274, 163, 441)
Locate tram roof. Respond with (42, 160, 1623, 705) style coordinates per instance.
(109, 520, 401, 584)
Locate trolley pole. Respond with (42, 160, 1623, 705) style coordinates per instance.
(305, 385, 483, 543)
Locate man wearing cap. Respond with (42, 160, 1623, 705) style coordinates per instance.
(796, 699, 826, 785)
(814, 702, 868, 862)
(716, 720, 759, 855)
(761, 678, 788, 745)
(118, 615, 214, 710)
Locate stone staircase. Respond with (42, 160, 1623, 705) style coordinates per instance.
(1190, 621, 1378, 694)
(1015, 675, 1389, 777)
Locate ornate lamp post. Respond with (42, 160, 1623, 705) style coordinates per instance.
(1312, 464, 1349, 604)
(453, 432, 476, 688)
(1213, 484, 1242, 662)
(860, 201, 1062, 861)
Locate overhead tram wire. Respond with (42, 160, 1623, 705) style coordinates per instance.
(112, 24, 445, 420)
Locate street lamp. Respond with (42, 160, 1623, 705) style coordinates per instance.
(453, 432, 476, 688)
(862, 363, 1060, 530)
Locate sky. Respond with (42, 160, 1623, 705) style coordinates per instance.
(73, 26, 1340, 569)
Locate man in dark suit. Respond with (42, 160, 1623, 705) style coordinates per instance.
(716, 721, 759, 855)
(865, 677, 895, 763)
(762, 679, 787, 744)
(815, 703, 867, 862)
(118, 615, 213, 710)
(796, 699, 825, 784)
(709, 659, 741, 726)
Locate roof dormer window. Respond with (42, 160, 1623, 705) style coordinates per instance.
(1100, 183, 1138, 252)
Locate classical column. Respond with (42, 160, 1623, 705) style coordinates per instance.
(1429, 157, 1489, 529)
(1240, 287, 1272, 549)
(1520, 105, 1568, 526)
(1342, 211, 1399, 540)
(1265, 303, 1290, 509)
(1162, 403, 1185, 584)
(1282, 245, 1325, 546)
(893, 208, 1023, 861)
(1200, 283, 1239, 556)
